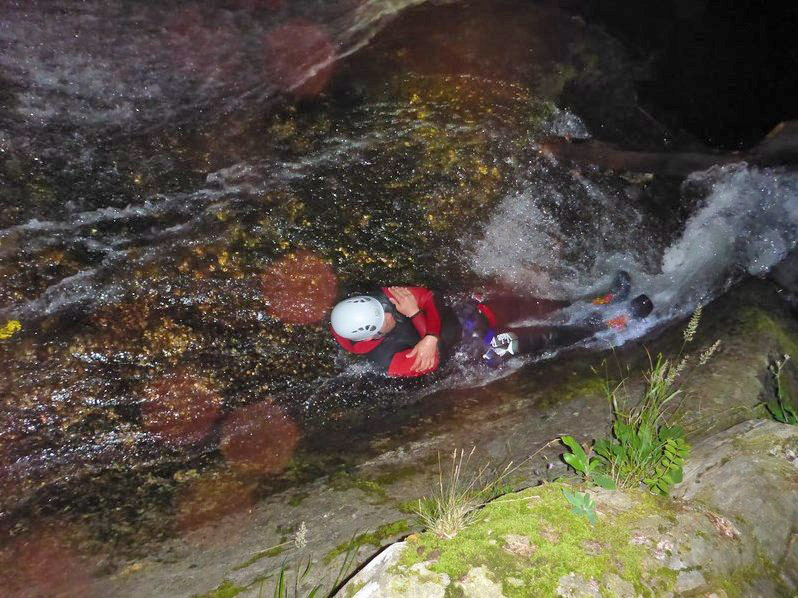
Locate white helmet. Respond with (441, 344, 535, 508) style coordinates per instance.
(330, 296, 385, 341)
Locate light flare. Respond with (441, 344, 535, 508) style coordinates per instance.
(263, 20, 336, 97)
(0, 525, 95, 597)
(260, 251, 338, 324)
(140, 372, 222, 447)
(175, 473, 254, 540)
(220, 401, 299, 474)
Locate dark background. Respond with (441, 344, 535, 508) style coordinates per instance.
(570, 0, 798, 149)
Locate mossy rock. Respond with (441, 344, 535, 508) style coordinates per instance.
(339, 462, 796, 597)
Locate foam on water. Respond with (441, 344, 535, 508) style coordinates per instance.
(654, 164, 798, 310)
(470, 161, 798, 355)
(0, 0, 431, 134)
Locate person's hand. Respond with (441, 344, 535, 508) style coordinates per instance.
(407, 335, 438, 372)
(388, 286, 420, 317)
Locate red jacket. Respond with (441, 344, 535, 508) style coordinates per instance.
(331, 287, 442, 377)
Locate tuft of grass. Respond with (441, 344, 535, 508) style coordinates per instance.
(258, 544, 361, 598)
(765, 354, 798, 424)
(413, 447, 519, 539)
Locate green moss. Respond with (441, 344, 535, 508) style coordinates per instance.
(732, 427, 798, 457)
(739, 307, 798, 364)
(708, 545, 792, 598)
(343, 580, 366, 597)
(288, 491, 309, 507)
(193, 580, 244, 598)
(399, 483, 675, 598)
(537, 375, 609, 409)
(328, 467, 417, 503)
(324, 520, 410, 564)
(232, 544, 286, 571)
(372, 465, 419, 487)
(397, 499, 421, 514)
(329, 471, 388, 502)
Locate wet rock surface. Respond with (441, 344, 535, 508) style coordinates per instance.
(0, 0, 684, 567)
(2, 0, 798, 595)
(3, 279, 779, 596)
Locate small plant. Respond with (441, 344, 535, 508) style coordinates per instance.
(293, 522, 308, 549)
(259, 543, 360, 598)
(560, 435, 616, 489)
(414, 447, 518, 539)
(766, 354, 798, 424)
(561, 306, 719, 496)
(561, 488, 597, 524)
(594, 412, 689, 495)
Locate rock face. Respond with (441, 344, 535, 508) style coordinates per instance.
(674, 419, 798, 592)
(92, 279, 798, 597)
(338, 420, 798, 597)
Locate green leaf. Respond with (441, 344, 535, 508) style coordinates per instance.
(767, 400, 787, 423)
(668, 466, 683, 484)
(614, 421, 634, 444)
(562, 436, 587, 461)
(659, 426, 684, 440)
(562, 487, 578, 505)
(273, 564, 286, 598)
(561, 488, 598, 524)
(592, 472, 617, 490)
(784, 402, 798, 423)
(563, 453, 586, 474)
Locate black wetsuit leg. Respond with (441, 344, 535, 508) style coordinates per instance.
(509, 323, 600, 355)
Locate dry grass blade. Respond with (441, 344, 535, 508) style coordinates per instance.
(415, 447, 521, 539)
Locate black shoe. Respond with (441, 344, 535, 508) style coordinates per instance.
(629, 294, 654, 319)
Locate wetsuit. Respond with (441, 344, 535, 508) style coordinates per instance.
(331, 287, 461, 377)
(464, 295, 607, 363)
(332, 282, 647, 377)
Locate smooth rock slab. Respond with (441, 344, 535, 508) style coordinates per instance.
(674, 419, 798, 592)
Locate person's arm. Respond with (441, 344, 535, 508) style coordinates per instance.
(408, 287, 442, 338)
(330, 327, 382, 354)
(385, 286, 441, 372)
(385, 286, 442, 338)
(387, 347, 440, 377)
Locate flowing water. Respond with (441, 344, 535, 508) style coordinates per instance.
(1, 0, 798, 581)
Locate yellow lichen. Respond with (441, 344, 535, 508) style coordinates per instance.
(0, 320, 22, 340)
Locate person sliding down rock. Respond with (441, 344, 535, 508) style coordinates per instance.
(329, 272, 654, 378)
(329, 286, 459, 377)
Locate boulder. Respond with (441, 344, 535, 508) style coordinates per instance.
(674, 419, 798, 591)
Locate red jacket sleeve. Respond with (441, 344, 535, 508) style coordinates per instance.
(387, 347, 440, 377)
(382, 286, 442, 338)
(330, 327, 383, 354)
